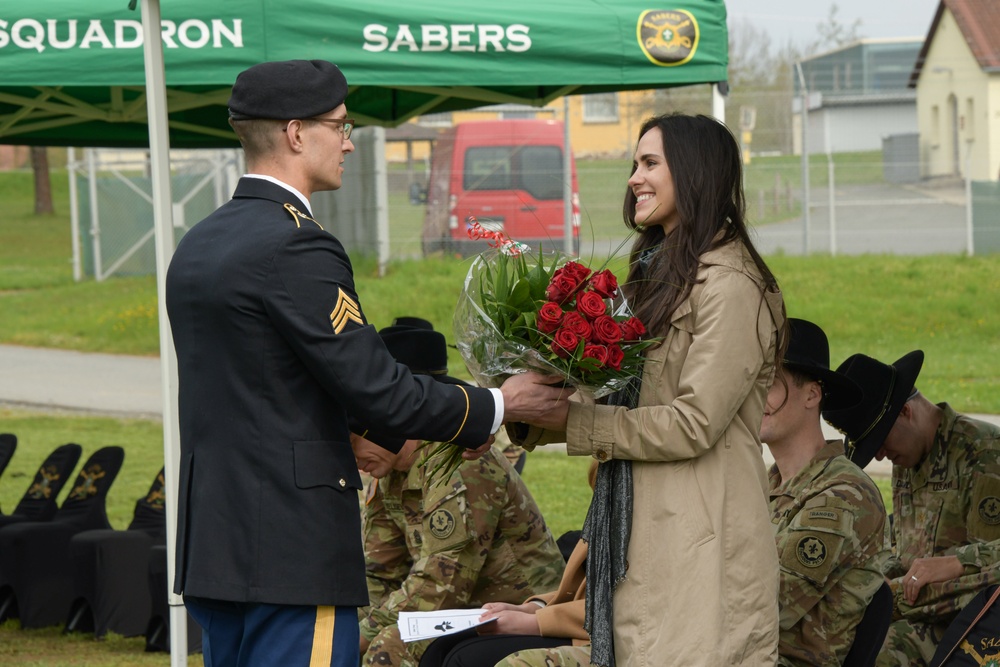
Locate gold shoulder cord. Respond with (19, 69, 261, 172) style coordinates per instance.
(283, 203, 324, 230)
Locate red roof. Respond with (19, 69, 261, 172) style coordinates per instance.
(908, 0, 1000, 87)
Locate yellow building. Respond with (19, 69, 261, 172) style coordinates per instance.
(385, 90, 662, 163)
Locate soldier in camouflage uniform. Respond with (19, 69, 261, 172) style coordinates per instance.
(352, 322, 564, 667)
(494, 645, 593, 667)
(825, 350, 1000, 667)
(762, 319, 888, 666)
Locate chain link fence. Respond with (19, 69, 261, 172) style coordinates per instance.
(67, 98, 1000, 282)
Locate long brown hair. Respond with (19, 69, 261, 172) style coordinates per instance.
(622, 113, 785, 352)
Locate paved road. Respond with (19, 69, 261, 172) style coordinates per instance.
(0, 344, 162, 420)
(7, 342, 1000, 479)
(751, 181, 968, 256)
(588, 178, 970, 257)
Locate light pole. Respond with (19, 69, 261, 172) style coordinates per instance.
(795, 61, 810, 254)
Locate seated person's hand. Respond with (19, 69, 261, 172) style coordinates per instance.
(500, 372, 574, 430)
(461, 436, 494, 461)
(901, 555, 964, 605)
(478, 601, 542, 636)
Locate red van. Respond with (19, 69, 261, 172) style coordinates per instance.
(422, 119, 580, 256)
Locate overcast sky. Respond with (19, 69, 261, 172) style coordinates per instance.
(724, 0, 940, 48)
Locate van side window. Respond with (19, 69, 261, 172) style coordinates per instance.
(463, 146, 564, 201)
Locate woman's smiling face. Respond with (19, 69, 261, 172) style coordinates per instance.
(628, 126, 679, 232)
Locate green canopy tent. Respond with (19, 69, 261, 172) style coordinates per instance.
(0, 1, 728, 146)
(1, 2, 728, 663)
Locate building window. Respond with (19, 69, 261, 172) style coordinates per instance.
(582, 93, 619, 123)
(931, 105, 940, 145)
(499, 109, 538, 120)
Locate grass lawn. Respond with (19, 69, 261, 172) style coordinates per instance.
(0, 160, 990, 664)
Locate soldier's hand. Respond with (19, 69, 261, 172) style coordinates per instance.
(500, 372, 574, 430)
(477, 608, 541, 636)
(902, 555, 963, 604)
(461, 436, 494, 461)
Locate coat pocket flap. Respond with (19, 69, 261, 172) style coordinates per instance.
(293, 440, 362, 492)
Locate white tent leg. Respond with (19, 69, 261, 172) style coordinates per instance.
(711, 82, 726, 125)
(139, 0, 186, 664)
(373, 127, 390, 277)
(68, 147, 82, 282)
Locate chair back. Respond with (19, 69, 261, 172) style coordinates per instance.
(127, 467, 166, 540)
(53, 447, 124, 530)
(843, 581, 894, 667)
(0, 434, 16, 481)
(10, 443, 83, 521)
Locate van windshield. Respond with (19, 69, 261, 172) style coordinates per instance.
(463, 146, 564, 200)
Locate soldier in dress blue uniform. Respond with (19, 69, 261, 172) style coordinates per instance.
(164, 59, 566, 667)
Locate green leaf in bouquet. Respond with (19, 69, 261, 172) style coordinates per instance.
(507, 276, 533, 312)
(526, 260, 552, 301)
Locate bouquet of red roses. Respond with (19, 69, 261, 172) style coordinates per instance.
(454, 218, 654, 399)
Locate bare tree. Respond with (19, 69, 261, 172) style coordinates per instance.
(31, 146, 54, 215)
(810, 3, 864, 54)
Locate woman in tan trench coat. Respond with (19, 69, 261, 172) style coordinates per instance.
(511, 113, 787, 666)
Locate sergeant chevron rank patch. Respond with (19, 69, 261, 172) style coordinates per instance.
(330, 290, 363, 334)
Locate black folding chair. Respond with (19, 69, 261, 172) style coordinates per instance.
(64, 467, 166, 637)
(145, 544, 203, 655)
(842, 581, 894, 667)
(0, 446, 124, 628)
(0, 434, 16, 487)
(0, 443, 82, 528)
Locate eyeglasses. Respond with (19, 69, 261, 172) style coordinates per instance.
(282, 117, 355, 140)
(306, 117, 354, 140)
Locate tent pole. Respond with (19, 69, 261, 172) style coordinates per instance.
(563, 95, 573, 257)
(139, 0, 186, 664)
(68, 147, 82, 282)
(373, 127, 390, 277)
(711, 83, 726, 125)
(87, 149, 103, 281)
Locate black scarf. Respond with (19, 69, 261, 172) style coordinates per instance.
(581, 373, 641, 667)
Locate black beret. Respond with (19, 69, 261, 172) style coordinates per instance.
(228, 60, 348, 121)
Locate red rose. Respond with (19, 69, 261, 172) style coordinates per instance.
(545, 273, 581, 304)
(551, 327, 580, 359)
(562, 261, 592, 284)
(621, 316, 647, 341)
(589, 269, 619, 299)
(606, 344, 624, 370)
(545, 262, 591, 303)
(537, 302, 564, 333)
(591, 315, 623, 344)
(582, 344, 609, 370)
(561, 311, 592, 340)
(577, 291, 607, 321)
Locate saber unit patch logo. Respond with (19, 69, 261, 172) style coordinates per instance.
(796, 535, 828, 568)
(636, 9, 699, 67)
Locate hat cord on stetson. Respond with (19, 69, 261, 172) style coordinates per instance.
(845, 367, 897, 451)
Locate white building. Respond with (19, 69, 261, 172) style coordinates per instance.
(793, 39, 923, 155)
